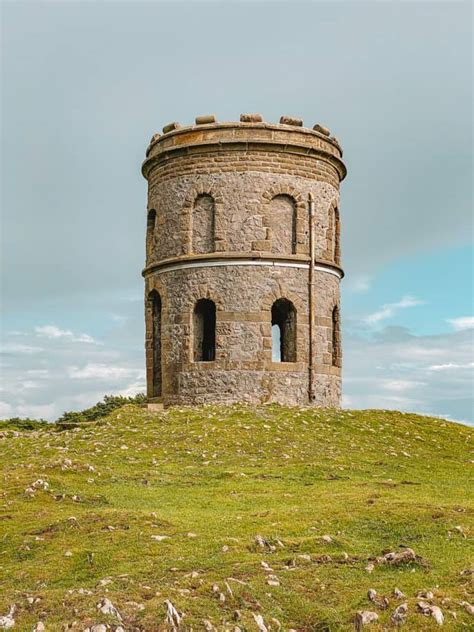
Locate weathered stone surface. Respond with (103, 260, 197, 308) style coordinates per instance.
(142, 119, 345, 408)
(240, 113, 263, 122)
(279, 115, 303, 126)
(313, 123, 331, 136)
(195, 114, 216, 125)
(162, 121, 181, 134)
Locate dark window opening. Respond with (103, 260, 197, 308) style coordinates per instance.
(271, 298, 297, 362)
(194, 298, 216, 361)
(149, 290, 162, 397)
(146, 209, 157, 256)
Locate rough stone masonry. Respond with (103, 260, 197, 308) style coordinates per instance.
(142, 114, 346, 407)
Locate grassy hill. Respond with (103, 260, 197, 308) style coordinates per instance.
(0, 404, 472, 631)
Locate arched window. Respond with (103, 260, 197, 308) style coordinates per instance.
(148, 290, 162, 397)
(146, 209, 157, 257)
(271, 298, 297, 362)
(332, 305, 341, 367)
(192, 194, 215, 254)
(193, 299, 216, 361)
(268, 195, 297, 255)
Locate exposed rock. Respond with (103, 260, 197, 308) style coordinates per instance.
(367, 588, 389, 610)
(164, 600, 182, 629)
(96, 598, 122, 622)
(416, 590, 434, 600)
(321, 534, 333, 543)
(32, 479, 49, 491)
(417, 601, 444, 625)
(393, 588, 406, 599)
(254, 535, 273, 551)
(252, 613, 268, 632)
(0, 605, 16, 630)
(354, 610, 379, 629)
(391, 603, 408, 625)
(266, 575, 280, 587)
(459, 601, 474, 616)
(376, 548, 416, 566)
(151, 535, 168, 541)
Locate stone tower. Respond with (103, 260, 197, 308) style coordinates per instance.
(142, 114, 346, 408)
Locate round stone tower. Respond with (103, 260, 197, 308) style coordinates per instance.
(142, 114, 346, 408)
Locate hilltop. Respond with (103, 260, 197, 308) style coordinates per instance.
(0, 404, 472, 631)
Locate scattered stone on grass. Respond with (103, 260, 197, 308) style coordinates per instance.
(416, 590, 434, 599)
(375, 548, 416, 565)
(417, 601, 444, 625)
(266, 575, 280, 587)
(97, 598, 122, 622)
(367, 588, 389, 609)
(354, 610, 378, 629)
(459, 601, 474, 616)
(391, 603, 408, 625)
(252, 613, 268, 632)
(0, 605, 16, 630)
(393, 588, 406, 599)
(164, 600, 182, 629)
(151, 535, 169, 541)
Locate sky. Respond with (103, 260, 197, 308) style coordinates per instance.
(1, 0, 473, 423)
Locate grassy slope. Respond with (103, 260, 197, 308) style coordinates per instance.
(0, 404, 472, 631)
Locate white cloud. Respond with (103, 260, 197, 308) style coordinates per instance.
(347, 275, 371, 293)
(447, 316, 474, 331)
(35, 325, 98, 344)
(15, 403, 57, 420)
(428, 362, 474, 371)
(116, 379, 147, 398)
(0, 401, 13, 418)
(365, 295, 424, 325)
(26, 369, 50, 377)
(383, 379, 427, 392)
(67, 363, 136, 380)
(2, 343, 44, 354)
(343, 326, 473, 423)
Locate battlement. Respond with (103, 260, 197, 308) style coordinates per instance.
(142, 115, 345, 181)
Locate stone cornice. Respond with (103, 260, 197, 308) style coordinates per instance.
(142, 122, 346, 182)
(142, 252, 344, 279)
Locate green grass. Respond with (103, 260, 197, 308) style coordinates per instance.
(0, 404, 472, 631)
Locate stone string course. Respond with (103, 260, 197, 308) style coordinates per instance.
(142, 116, 346, 407)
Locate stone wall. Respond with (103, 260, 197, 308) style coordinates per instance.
(142, 117, 346, 408)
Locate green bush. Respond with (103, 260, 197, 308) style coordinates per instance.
(56, 393, 146, 428)
(0, 417, 48, 431)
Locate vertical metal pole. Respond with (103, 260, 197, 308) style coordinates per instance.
(308, 193, 315, 402)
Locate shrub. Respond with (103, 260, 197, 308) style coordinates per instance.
(56, 393, 146, 428)
(0, 417, 48, 431)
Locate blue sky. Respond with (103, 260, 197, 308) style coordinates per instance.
(1, 0, 472, 423)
